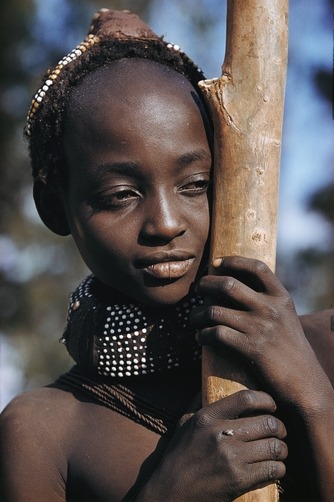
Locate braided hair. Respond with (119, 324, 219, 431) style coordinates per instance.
(25, 9, 207, 187)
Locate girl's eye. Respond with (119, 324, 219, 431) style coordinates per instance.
(179, 178, 211, 196)
(90, 188, 140, 211)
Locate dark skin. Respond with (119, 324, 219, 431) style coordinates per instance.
(193, 260, 334, 501)
(1, 59, 334, 502)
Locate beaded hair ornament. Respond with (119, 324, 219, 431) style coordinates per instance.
(26, 8, 203, 137)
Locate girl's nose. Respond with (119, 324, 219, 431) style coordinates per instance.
(139, 193, 186, 243)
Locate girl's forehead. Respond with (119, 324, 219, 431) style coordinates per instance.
(64, 58, 210, 146)
(68, 58, 197, 110)
(63, 59, 211, 182)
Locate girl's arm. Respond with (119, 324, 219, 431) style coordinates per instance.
(297, 309, 334, 501)
(300, 308, 334, 385)
(192, 256, 334, 501)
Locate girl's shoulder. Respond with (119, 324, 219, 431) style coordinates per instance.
(1, 384, 79, 429)
(0, 385, 78, 464)
(0, 386, 74, 501)
(0, 381, 114, 445)
(300, 309, 334, 385)
(0, 383, 165, 501)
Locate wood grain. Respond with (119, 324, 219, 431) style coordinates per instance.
(199, 1, 288, 500)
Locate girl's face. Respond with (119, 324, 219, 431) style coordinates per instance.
(62, 59, 212, 306)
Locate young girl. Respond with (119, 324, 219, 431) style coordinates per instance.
(1, 8, 334, 502)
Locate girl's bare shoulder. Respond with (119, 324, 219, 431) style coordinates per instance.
(1, 384, 78, 428)
(300, 309, 334, 384)
(0, 385, 80, 468)
(0, 386, 74, 500)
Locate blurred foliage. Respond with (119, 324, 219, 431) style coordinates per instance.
(0, 0, 333, 398)
(295, 67, 334, 311)
(277, 59, 333, 312)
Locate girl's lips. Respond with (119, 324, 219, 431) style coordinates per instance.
(144, 258, 195, 279)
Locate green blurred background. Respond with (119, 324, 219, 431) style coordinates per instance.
(0, 0, 333, 409)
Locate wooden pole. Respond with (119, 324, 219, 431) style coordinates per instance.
(198, 1, 288, 500)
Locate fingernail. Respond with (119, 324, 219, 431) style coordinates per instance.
(212, 257, 223, 268)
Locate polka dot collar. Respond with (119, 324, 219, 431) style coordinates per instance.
(61, 275, 204, 379)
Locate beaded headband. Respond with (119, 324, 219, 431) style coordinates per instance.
(26, 33, 99, 136)
(26, 8, 203, 137)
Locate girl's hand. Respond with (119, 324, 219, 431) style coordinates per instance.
(138, 390, 287, 502)
(191, 256, 328, 408)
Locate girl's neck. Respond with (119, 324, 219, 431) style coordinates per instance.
(61, 274, 204, 381)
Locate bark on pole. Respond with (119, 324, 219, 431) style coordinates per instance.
(198, 1, 288, 500)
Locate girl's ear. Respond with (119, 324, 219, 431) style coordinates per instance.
(33, 181, 70, 236)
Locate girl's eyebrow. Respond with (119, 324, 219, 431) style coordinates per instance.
(92, 161, 142, 180)
(176, 149, 212, 167)
(90, 150, 211, 182)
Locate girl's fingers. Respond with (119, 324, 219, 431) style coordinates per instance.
(243, 438, 288, 463)
(194, 390, 277, 424)
(222, 415, 287, 443)
(195, 324, 248, 354)
(210, 255, 287, 296)
(191, 303, 250, 331)
(197, 274, 261, 311)
(242, 459, 286, 488)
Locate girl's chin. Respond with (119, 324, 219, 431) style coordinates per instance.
(96, 273, 197, 306)
(135, 281, 195, 307)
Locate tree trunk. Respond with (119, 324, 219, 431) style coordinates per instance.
(198, 1, 288, 500)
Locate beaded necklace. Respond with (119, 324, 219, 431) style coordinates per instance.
(61, 275, 204, 379)
(57, 275, 203, 436)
